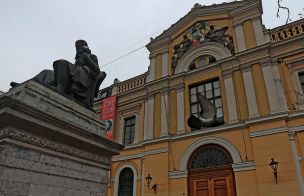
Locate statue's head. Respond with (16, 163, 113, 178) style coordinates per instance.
(183, 35, 187, 39)
(210, 25, 214, 30)
(75, 40, 88, 47)
(75, 40, 91, 59)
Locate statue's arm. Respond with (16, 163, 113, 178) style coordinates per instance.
(83, 54, 100, 73)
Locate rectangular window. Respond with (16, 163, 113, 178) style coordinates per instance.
(189, 79, 223, 120)
(299, 73, 304, 92)
(124, 117, 135, 145)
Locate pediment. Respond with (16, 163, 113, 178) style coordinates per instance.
(146, 0, 262, 52)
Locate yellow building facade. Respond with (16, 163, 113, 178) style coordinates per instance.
(94, 0, 304, 195)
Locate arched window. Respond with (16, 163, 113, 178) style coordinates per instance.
(198, 59, 207, 67)
(118, 168, 134, 196)
(188, 145, 232, 170)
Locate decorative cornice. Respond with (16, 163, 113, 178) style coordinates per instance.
(118, 103, 142, 115)
(222, 69, 235, 79)
(169, 83, 185, 92)
(0, 127, 111, 166)
(228, 0, 262, 19)
(285, 56, 304, 68)
(261, 62, 272, 68)
(270, 34, 304, 55)
(250, 126, 288, 138)
(112, 147, 169, 162)
(146, 37, 171, 52)
(169, 170, 188, 179)
(231, 161, 256, 172)
(149, 48, 169, 59)
(232, 12, 261, 27)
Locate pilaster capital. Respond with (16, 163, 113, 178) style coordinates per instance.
(289, 131, 296, 141)
(170, 83, 185, 93)
(261, 62, 272, 68)
(160, 87, 170, 96)
(222, 69, 234, 80)
(149, 47, 169, 59)
(240, 63, 252, 73)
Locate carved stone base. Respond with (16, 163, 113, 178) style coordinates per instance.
(0, 81, 124, 196)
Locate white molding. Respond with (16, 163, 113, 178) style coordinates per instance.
(149, 47, 169, 58)
(118, 103, 142, 115)
(175, 42, 231, 74)
(228, 0, 261, 19)
(169, 170, 188, 179)
(232, 12, 261, 27)
(231, 161, 256, 172)
(289, 124, 304, 133)
(112, 147, 169, 162)
(114, 163, 138, 196)
(179, 136, 242, 171)
(250, 126, 288, 138)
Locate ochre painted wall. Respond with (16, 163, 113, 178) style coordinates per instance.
(252, 63, 270, 116)
(243, 20, 257, 49)
(154, 93, 161, 138)
(155, 54, 162, 80)
(169, 89, 177, 135)
(233, 70, 249, 120)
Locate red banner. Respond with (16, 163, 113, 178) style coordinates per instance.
(101, 95, 116, 140)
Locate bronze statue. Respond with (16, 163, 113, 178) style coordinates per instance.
(225, 36, 235, 55)
(10, 40, 106, 110)
(171, 56, 178, 74)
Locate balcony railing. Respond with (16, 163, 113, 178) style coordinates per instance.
(270, 22, 304, 43)
(117, 75, 147, 94)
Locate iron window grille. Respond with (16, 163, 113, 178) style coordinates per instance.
(189, 79, 223, 122)
(118, 168, 134, 196)
(124, 117, 135, 145)
(299, 73, 304, 92)
(191, 148, 230, 169)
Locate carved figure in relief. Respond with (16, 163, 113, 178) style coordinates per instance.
(171, 56, 178, 74)
(225, 36, 235, 55)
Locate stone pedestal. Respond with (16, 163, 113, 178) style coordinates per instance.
(0, 81, 124, 196)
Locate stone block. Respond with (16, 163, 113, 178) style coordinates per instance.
(28, 184, 66, 196)
(0, 181, 30, 195)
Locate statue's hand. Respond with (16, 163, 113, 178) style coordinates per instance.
(83, 53, 90, 61)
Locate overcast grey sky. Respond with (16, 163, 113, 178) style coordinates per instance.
(0, 0, 303, 92)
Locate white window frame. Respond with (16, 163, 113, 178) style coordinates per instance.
(118, 103, 141, 145)
(287, 56, 304, 110)
(114, 163, 138, 196)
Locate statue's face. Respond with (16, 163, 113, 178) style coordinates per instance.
(76, 46, 86, 58)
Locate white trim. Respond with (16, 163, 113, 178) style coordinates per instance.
(175, 42, 231, 74)
(231, 161, 256, 172)
(179, 136, 242, 171)
(169, 170, 188, 179)
(112, 147, 169, 162)
(250, 126, 288, 138)
(114, 163, 138, 196)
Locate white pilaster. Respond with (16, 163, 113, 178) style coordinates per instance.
(252, 18, 265, 46)
(242, 67, 260, 118)
(144, 99, 149, 140)
(160, 89, 169, 136)
(271, 63, 289, 111)
(147, 57, 155, 82)
(261, 62, 282, 113)
(162, 52, 169, 77)
(235, 24, 247, 52)
(146, 96, 154, 139)
(223, 74, 239, 123)
(134, 112, 139, 143)
(289, 132, 304, 195)
(176, 85, 185, 134)
(118, 113, 124, 144)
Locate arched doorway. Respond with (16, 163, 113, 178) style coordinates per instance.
(188, 144, 237, 196)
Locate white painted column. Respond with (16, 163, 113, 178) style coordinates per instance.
(252, 18, 265, 46)
(118, 113, 124, 144)
(146, 96, 154, 139)
(160, 89, 169, 137)
(223, 74, 239, 123)
(162, 51, 169, 77)
(144, 99, 149, 140)
(234, 24, 247, 52)
(242, 67, 260, 118)
(176, 86, 185, 134)
(271, 63, 289, 111)
(261, 62, 282, 113)
(289, 132, 304, 195)
(147, 57, 155, 82)
(133, 112, 139, 143)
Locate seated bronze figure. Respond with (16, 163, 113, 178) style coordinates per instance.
(10, 40, 106, 110)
